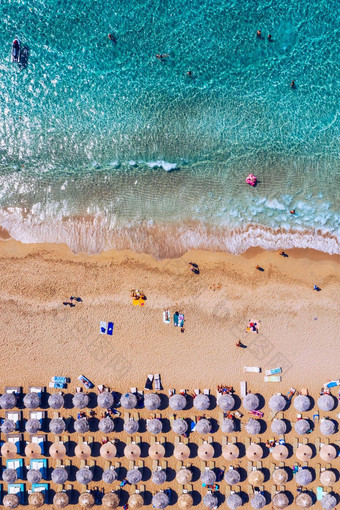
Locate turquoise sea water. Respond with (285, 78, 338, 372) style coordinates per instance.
(0, 0, 339, 256)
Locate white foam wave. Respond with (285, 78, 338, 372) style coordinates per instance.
(146, 160, 177, 171)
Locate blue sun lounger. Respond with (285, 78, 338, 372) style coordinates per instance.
(30, 459, 48, 479)
(7, 458, 24, 479)
(30, 434, 46, 455)
(32, 483, 49, 503)
(5, 411, 22, 430)
(6, 433, 22, 455)
(7, 484, 24, 504)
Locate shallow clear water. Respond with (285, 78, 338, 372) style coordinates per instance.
(0, 0, 339, 255)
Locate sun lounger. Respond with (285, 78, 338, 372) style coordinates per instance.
(29, 386, 45, 396)
(240, 381, 247, 397)
(204, 389, 210, 395)
(30, 459, 48, 479)
(248, 485, 254, 495)
(8, 484, 25, 504)
(32, 483, 49, 503)
(7, 459, 24, 479)
(264, 375, 281, 382)
(244, 367, 261, 373)
(245, 437, 251, 447)
(77, 375, 94, 389)
(154, 374, 161, 391)
(163, 310, 171, 323)
(225, 485, 231, 496)
(178, 314, 184, 327)
(247, 462, 253, 475)
(6, 433, 22, 454)
(100, 321, 107, 334)
(5, 386, 22, 395)
(161, 460, 167, 470)
(30, 410, 46, 427)
(5, 411, 22, 429)
(145, 374, 153, 390)
(265, 367, 282, 376)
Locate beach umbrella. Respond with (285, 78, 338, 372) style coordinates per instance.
(149, 443, 165, 460)
(124, 419, 139, 434)
(221, 419, 235, 433)
(100, 442, 117, 460)
(152, 469, 167, 485)
(201, 469, 216, 485)
(169, 394, 186, 411)
(174, 443, 190, 460)
(203, 494, 219, 509)
(147, 418, 163, 434)
(48, 393, 64, 409)
(194, 394, 210, 411)
(225, 468, 241, 485)
(72, 393, 89, 409)
(295, 469, 313, 485)
(49, 418, 66, 434)
(321, 494, 337, 510)
(74, 418, 89, 433)
(99, 417, 115, 433)
(102, 468, 118, 484)
(102, 493, 119, 509)
(320, 419, 336, 435)
(246, 444, 263, 460)
(198, 443, 214, 460)
(294, 395, 311, 412)
(27, 469, 43, 483)
(320, 445, 337, 461)
(318, 395, 336, 412)
(178, 493, 193, 509)
(127, 468, 142, 484)
(26, 418, 41, 434)
(75, 443, 91, 460)
(295, 493, 313, 508)
(76, 467, 93, 485)
(24, 392, 40, 409)
(3, 494, 19, 508)
(296, 445, 313, 462)
(144, 393, 161, 410)
(1, 419, 15, 434)
(246, 418, 261, 435)
(248, 469, 264, 486)
(129, 494, 144, 509)
(273, 468, 288, 485)
(269, 395, 286, 412)
(78, 492, 95, 508)
(2, 468, 17, 483)
(194, 418, 211, 435)
(124, 443, 141, 460)
(243, 393, 260, 411)
(152, 492, 169, 509)
(49, 442, 66, 459)
(251, 494, 266, 509)
(295, 419, 310, 435)
(272, 445, 289, 461)
(53, 492, 69, 509)
(97, 392, 114, 409)
(223, 444, 239, 460)
(52, 467, 68, 484)
(320, 470, 336, 487)
(176, 468, 192, 484)
(1, 442, 17, 458)
(25, 442, 41, 458)
(227, 493, 243, 509)
(271, 419, 287, 435)
(0, 393, 17, 409)
(121, 392, 137, 409)
(218, 394, 235, 411)
(273, 493, 289, 509)
(172, 418, 188, 435)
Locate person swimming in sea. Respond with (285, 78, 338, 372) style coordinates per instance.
(290, 80, 296, 88)
(108, 33, 117, 43)
(156, 53, 169, 59)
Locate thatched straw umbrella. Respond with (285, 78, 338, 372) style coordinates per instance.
(97, 392, 114, 409)
(273, 468, 288, 485)
(194, 418, 211, 435)
(198, 443, 214, 460)
(320, 445, 337, 461)
(126, 468, 142, 484)
(272, 445, 289, 461)
(1, 442, 17, 458)
(49, 418, 66, 434)
(221, 419, 235, 433)
(26, 418, 41, 434)
(295, 469, 313, 486)
(169, 394, 186, 411)
(152, 492, 169, 509)
(48, 393, 64, 409)
(194, 394, 210, 411)
(78, 492, 95, 508)
(176, 468, 192, 484)
(121, 393, 137, 409)
(49, 442, 66, 460)
(294, 395, 311, 412)
(24, 392, 40, 409)
(222, 444, 239, 460)
(53, 492, 69, 509)
(99, 417, 114, 433)
(271, 419, 287, 434)
(174, 444, 190, 461)
(320, 470, 336, 487)
(321, 494, 337, 510)
(27, 469, 43, 483)
(72, 393, 89, 409)
(269, 395, 286, 412)
(245, 418, 261, 435)
(272, 492, 289, 509)
(203, 493, 219, 509)
(251, 494, 266, 509)
(129, 494, 144, 509)
(0, 393, 17, 409)
(295, 419, 310, 435)
(295, 493, 313, 508)
(102, 468, 118, 484)
(246, 444, 263, 460)
(218, 394, 235, 411)
(172, 418, 188, 435)
(2, 468, 18, 483)
(320, 419, 336, 435)
(152, 469, 167, 484)
(74, 418, 89, 433)
(76, 467, 94, 484)
(225, 468, 241, 485)
(178, 493, 193, 509)
(1, 419, 15, 434)
(25, 442, 41, 458)
(75, 443, 91, 460)
(28, 491, 44, 507)
(52, 467, 68, 484)
(144, 393, 161, 410)
(147, 418, 162, 434)
(124, 443, 141, 460)
(243, 393, 260, 411)
(227, 493, 243, 509)
(3, 494, 19, 508)
(296, 445, 313, 462)
(102, 492, 119, 509)
(149, 444, 165, 460)
(201, 469, 216, 485)
(100, 442, 117, 460)
(124, 419, 139, 435)
(248, 469, 264, 486)
(318, 395, 336, 412)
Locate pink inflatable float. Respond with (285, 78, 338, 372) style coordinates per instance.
(246, 173, 257, 186)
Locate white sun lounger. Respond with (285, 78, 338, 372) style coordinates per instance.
(244, 367, 261, 373)
(264, 375, 282, 382)
(154, 374, 161, 391)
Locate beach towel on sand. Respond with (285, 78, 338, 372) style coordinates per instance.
(100, 321, 107, 334)
(107, 322, 114, 335)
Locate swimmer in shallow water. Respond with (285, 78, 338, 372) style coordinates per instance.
(108, 33, 117, 43)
